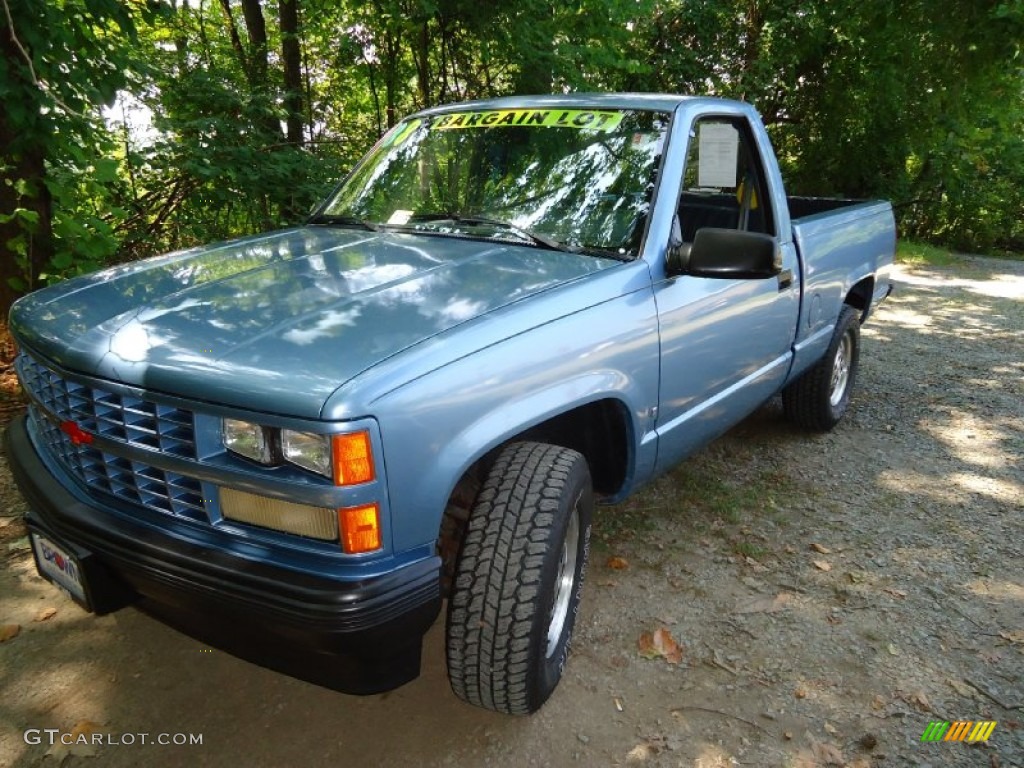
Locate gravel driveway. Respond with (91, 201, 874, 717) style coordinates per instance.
(1, 256, 1021, 768)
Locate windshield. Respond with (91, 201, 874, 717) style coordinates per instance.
(318, 107, 670, 258)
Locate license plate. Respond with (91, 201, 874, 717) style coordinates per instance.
(31, 533, 87, 605)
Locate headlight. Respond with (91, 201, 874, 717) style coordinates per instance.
(223, 419, 276, 464)
(223, 420, 376, 486)
(281, 429, 331, 478)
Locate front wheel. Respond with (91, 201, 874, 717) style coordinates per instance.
(445, 441, 593, 714)
(783, 305, 861, 431)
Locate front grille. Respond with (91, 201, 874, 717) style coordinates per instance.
(16, 353, 196, 457)
(16, 351, 206, 521)
(33, 410, 207, 519)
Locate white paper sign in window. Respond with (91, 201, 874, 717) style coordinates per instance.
(698, 123, 739, 188)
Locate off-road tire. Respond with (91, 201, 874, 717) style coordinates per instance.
(445, 441, 593, 715)
(783, 305, 861, 431)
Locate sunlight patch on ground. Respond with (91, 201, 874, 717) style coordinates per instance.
(949, 472, 1023, 504)
(878, 468, 970, 506)
(922, 411, 1021, 469)
(894, 269, 1024, 299)
(965, 578, 1024, 602)
(876, 306, 932, 331)
(690, 744, 738, 767)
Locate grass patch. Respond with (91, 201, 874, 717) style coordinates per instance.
(733, 540, 766, 559)
(896, 240, 962, 267)
(595, 453, 804, 552)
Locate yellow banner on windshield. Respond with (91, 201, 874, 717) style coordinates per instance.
(433, 109, 624, 132)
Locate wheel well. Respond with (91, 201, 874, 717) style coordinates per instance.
(516, 399, 631, 496)
(436, 399, 631, 594)
(845, 277, 874, 320)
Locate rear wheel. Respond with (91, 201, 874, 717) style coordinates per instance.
(783, 305, 861, 431)
(445, 441, 593, 714)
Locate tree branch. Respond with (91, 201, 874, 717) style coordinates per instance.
(0, 0, 86, 119)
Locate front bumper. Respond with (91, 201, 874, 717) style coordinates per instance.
(5, 414, 442, 695)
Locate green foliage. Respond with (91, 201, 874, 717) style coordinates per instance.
(3, 0, 1022, 318)
(0, 0, 142, 302)
(625, 0, 1024, 255)
(896, 241, 964, 267)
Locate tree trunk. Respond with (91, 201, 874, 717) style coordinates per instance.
(739, 0, 762, 101)
(239, 0, 270, 85)
(413, 17, 431, 108)
(0, 17, 53, 322)
(279, 0, 303, 147)
(216, 0, 249, 78)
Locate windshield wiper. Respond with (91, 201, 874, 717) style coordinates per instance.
(406, 212, 574, 253)
(308, 214, 380, 232)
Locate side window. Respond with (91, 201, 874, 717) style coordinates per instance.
(679, 117, 774, 242)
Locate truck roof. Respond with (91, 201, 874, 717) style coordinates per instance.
(414, 93, 745, 116)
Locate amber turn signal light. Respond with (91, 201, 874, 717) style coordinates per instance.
(331, 431, 375, 486)
(339, 504, 382, 553)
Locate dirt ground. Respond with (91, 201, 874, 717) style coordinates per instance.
(1, 257, 1021, 768)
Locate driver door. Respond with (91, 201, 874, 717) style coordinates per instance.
(652, 114, 800, 473)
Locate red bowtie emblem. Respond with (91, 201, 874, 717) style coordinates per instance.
(60, 421, 94, 446)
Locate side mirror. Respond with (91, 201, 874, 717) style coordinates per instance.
(687, 228, 780, 279)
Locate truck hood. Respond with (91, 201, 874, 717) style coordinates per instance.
(11, 227, 620, 419)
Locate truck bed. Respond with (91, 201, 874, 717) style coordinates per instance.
(787, 198, 895, 380)
(787, 196, 869, 221)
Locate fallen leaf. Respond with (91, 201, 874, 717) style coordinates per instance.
(45, 720, 104, 762)
(794, 685, 809, 699)
(811, 543, 832, 554)
(813, 560, 832, 572)
(871, 694, 887, 710)
(883, 588, 907, 599)
(1000, 630, 1024, 645)
(7, 536, 30, 552)
(638, 631, 658, 658)
(653, 627, 683, 664)
(626, 743, 655, 762)
(783, 731, 793, 740)
(887, 643, 900, 656)
(736, 592, 794, 614)
(70, 720, 103, 739)
(905, 690, 932, 712)
(606, 556, 629, 570)
(811, 739, 845, 765)
(34, 607, 57, 622)
(948, 678, 975, 697)
(0, 624, 20, 642)
(638, 627, 683, 664)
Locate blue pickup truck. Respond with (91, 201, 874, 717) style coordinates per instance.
(7, 94, 894, 714)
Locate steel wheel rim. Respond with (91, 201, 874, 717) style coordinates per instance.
(830, 332, 853, 407)
(546, 504, 580, 658)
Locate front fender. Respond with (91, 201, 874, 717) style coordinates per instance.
(372, 289, 660, 553)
